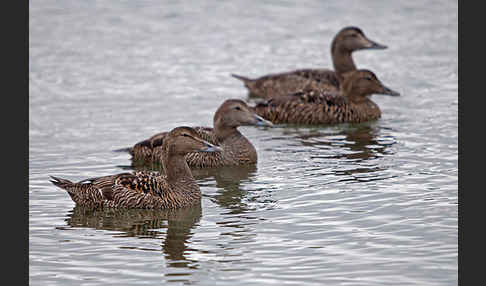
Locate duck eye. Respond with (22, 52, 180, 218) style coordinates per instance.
(234, 106, 242, 111)
(366, 77, 373, 81)
(182, 133, 190, 137)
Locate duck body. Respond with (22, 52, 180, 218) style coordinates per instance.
(253, 90, 381, 125)
(131, 127, 258, 168)
(232, 68, 340, 99)
(232, 26, 387, 99)
(50, 171, 200, 209)
(51, 127, 221, 209)
(128, 99, 272, 168)
(252, 69, 400, 125)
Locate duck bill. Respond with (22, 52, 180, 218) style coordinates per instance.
(363, 38, 387, 50)
(198, 141, 223, 152)
(253, 114, 274, 127)
(378, 84, 400, 96)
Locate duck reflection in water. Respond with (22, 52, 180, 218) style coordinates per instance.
(193, 164, 267, 215)
(284, 124, 394, 159)
(192, 164, 275, 252)
(276, 124, 396, 180)
(63, 204, 202, 268)
(131, 163, 275, 250)
(131, 163, 273, 215)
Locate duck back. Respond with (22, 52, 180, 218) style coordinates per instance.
(233, 69, 340, 99)
(253, 90, 381, 125)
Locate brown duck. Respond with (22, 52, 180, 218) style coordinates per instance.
(252, 69, 400, 125)
(232, 26, 387, 99)
(50, 127, 222, 209)
(127, 99, 273, 168)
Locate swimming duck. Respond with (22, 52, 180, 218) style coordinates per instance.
(252, 69, 400, 125)
(232, 26, 387, 99)
(127, 99, 273, 168)
(50, 126, 222, 209)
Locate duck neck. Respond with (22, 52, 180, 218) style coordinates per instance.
(214, 123, 242, 143)
(162, 151, 194, 185)
(215, 125, 257, 164)
(340, 87, 370, 104)
(332, 47, 356, 82)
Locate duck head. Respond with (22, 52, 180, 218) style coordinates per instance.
(164, 126, 222, 155)
(330, 27, 388, 80)
(341, 69, 400, 103)
(213, 99, 273, 129)
(332, 26, 387, 54)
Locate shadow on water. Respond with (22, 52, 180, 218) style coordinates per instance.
(61, 204, 202, 269)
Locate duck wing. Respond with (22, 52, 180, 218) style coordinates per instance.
(234, 69, 340, 99)
(80, 171, 168, 200)
(259, 87, 343, 106)
(111, 171, 168, 198)
(252, 88, 350, 125)
(290, 89, 346, 105)
(292, 68, 341, 88)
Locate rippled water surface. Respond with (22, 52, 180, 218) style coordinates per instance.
(29, 1, 458, 285)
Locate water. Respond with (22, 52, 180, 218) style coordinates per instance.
(29, 0, 458, 285)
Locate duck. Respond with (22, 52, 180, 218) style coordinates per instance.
(127, 99, 273, 168)
(231, 26, 387, 99)
(252, 69, 400, 125)
(50, 126, 222, 209)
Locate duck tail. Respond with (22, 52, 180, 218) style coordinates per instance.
(231, 74, 255, 88)
(113, 147, 133, 154)
(49, 176, 76, 194)
(49, 176, 72, 187)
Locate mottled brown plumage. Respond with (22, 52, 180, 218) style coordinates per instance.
(128, 99, 273, 168)
(232, 26, 387, 99)
(50, 127, 222, 209)
(252, 69, 400, 125)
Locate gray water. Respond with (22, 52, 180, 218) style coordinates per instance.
(29, 1, 458, 285)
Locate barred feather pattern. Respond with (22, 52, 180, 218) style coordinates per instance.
(50, 171, 201, 209)
(131, 127, 257, 168)
(253, 90, 381, 125)
(129, 131, 169, 163)
(236, 68, 340, 99)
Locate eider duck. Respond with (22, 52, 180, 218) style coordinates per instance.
(128, 99, 273, 168)
(252, 69, 400, 125)
(50, 127, 222, 209)
(232, 26, 387, 99)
